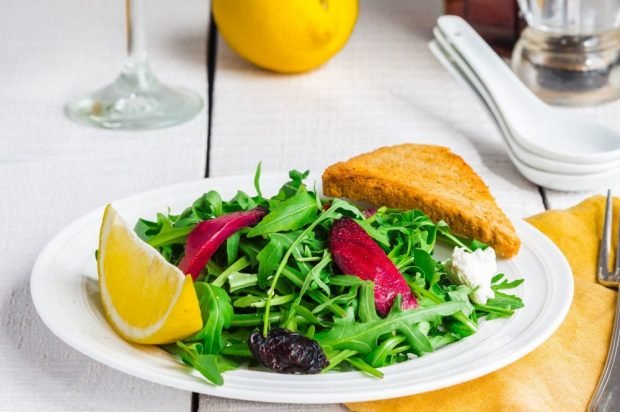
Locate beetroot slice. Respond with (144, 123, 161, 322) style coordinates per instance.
(329, 218, 417, 316)
(362, 208, 377, 218)
(179, 207, 267, 279)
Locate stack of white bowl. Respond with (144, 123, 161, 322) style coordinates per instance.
(430, 16, 620, 192)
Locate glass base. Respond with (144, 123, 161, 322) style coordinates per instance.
(512, 27, 620, 106)
(67, 63, 203, 130)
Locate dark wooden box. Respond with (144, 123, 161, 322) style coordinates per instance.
(445, 0, 525, 55)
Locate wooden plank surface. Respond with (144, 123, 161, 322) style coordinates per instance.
(198, 398, 347, 412)
(0, 0, 208, 410)
(204, 0, 546, 410)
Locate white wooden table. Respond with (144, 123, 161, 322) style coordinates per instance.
(1, 0, 618, 410)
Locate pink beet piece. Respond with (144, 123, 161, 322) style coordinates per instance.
(179, 207, 267, 279)
(329, 218, 417, 316)
(362, 208, 377, 218)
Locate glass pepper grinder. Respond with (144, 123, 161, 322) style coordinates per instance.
(512, 0, 620, 106)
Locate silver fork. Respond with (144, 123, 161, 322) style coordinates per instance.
(589, 190, 620, 412)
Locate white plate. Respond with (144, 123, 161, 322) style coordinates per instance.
(31, 174, 573, 404)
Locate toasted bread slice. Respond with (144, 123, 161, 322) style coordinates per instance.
(322, 144, 520, 258)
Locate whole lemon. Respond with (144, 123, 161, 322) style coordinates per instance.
(212, 0, 359, 73)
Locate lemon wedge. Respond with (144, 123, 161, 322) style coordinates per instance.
(97, 204, 202, 344)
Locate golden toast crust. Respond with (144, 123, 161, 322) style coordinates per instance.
(322, 144, 520, 258)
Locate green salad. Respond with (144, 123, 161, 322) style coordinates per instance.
(134, 168, 524, 385)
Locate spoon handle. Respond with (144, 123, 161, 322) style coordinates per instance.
(429, 39, 526, 167)
(429, 40, 478, 97)
(431, 28, 510, 136)
(430, 35, 508, 137)
(436, 16, 541, 125)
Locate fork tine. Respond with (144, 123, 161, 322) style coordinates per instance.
(599, 190, 613, 279)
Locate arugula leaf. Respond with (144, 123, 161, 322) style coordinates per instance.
(447, 318, 477, 338)
(474, 274, 525, 319)
(233, 294, 294, 308)
(357, 282, 380, 323)
(407, 279, 478, 333)
(136, 212, 195, 249)
(293, 305, 323, 326)
(283, 251, 332, 329)
(163, 342, 237, 386)
(192, 191, 223, 218)
(256, 236, 286, 288)
(225, 191, 257, 212)
(492, 274, 525, 290)
(447, 286, 475, 316)
(322, 348, 358, 373)
(490, 291, 525, 309)
(188, 283, 233, 354)
(436, 220, 489, 252)
(328, 198, 365, 220)
(428, 334, 458, 350)
(211, 256, 252, 287)
(273, 170, 310, 201)
(134, 218, 160, 242)
(254, 162, 263, 202)
(227, 272, 258, 293)
(226, 232, 240, 266)
(329, 275, 366, 287)
(356, 219, 390, 248)
(345, 356, 383, 378)
(315, 302, 465, 355)
(248, 191, 319, 237)
(365, 335, 407, 367)
(230, 312, 282, 328)
(146, 225, 194, 249)
(412, 248, 436, 285)
(305, 251, 331, 295)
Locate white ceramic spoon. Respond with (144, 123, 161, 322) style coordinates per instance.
(430, 39, 620, 191)
(437, 15, 620, 165)
(432, 27, 620, 175)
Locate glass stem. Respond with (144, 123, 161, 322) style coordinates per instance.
(122, 0, 153, 89)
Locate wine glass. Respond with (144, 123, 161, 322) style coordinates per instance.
(66, 0, 203, 129)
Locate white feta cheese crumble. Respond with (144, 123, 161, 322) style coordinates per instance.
(446, 246, 497, 304)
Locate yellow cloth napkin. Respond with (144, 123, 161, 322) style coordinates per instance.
(348, 196, 618, 412)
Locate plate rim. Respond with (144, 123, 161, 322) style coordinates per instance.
(30, 173, 574, 404)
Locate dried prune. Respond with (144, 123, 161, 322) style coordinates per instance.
(248, 328, 329, 374)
